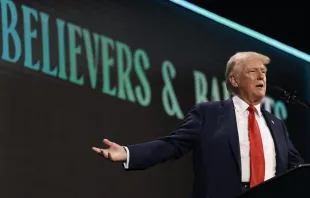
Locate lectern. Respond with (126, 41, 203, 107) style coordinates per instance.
(237, 164, 310, 198)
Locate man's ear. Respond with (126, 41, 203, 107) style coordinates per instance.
(229, 76, 239, 88)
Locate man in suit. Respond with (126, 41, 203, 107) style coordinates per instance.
(92, 51, 304, 198)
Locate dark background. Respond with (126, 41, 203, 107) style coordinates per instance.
(1, 1, 310, 198)
(188, 1, 310, 54)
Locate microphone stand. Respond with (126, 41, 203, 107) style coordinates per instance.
(281, 90, 310, 108)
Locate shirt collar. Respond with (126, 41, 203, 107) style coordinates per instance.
(232, 95, 262, 117)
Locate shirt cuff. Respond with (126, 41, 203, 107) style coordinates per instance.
(122, 146, 130, 169)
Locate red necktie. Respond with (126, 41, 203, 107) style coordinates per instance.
(248, 105, 265, 188)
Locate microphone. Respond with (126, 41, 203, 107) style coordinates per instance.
(269, 86, 310, 108)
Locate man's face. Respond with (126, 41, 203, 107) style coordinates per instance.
(233, 58, 267, 104)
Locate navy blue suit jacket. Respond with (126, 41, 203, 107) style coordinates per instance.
(126, 98, 304, 198)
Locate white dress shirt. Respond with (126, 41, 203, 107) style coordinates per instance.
(232, 95, 276, 182)
(124, 96, 277, 182)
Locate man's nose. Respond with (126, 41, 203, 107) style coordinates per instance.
(257, 71, 264, 79)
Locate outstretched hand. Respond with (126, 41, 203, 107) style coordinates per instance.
(92, 139, 127, 162)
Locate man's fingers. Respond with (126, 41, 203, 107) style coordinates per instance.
(100, 149, 109, 158)
(92, 147, 109, 158)
(103, 139, 114, 147)
(92, 147, 101, 153)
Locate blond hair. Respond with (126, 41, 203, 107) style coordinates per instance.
(225, 51, 270, 95)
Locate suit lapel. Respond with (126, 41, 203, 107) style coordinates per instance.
(221, 99, 241, 173)
(261, 110, 285, 172)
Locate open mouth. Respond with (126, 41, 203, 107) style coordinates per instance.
(256, 84, 264, 88)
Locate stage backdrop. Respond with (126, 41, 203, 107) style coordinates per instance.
(1, 0, 310, 197)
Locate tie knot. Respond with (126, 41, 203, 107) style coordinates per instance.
(248, 105, 256, 113)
